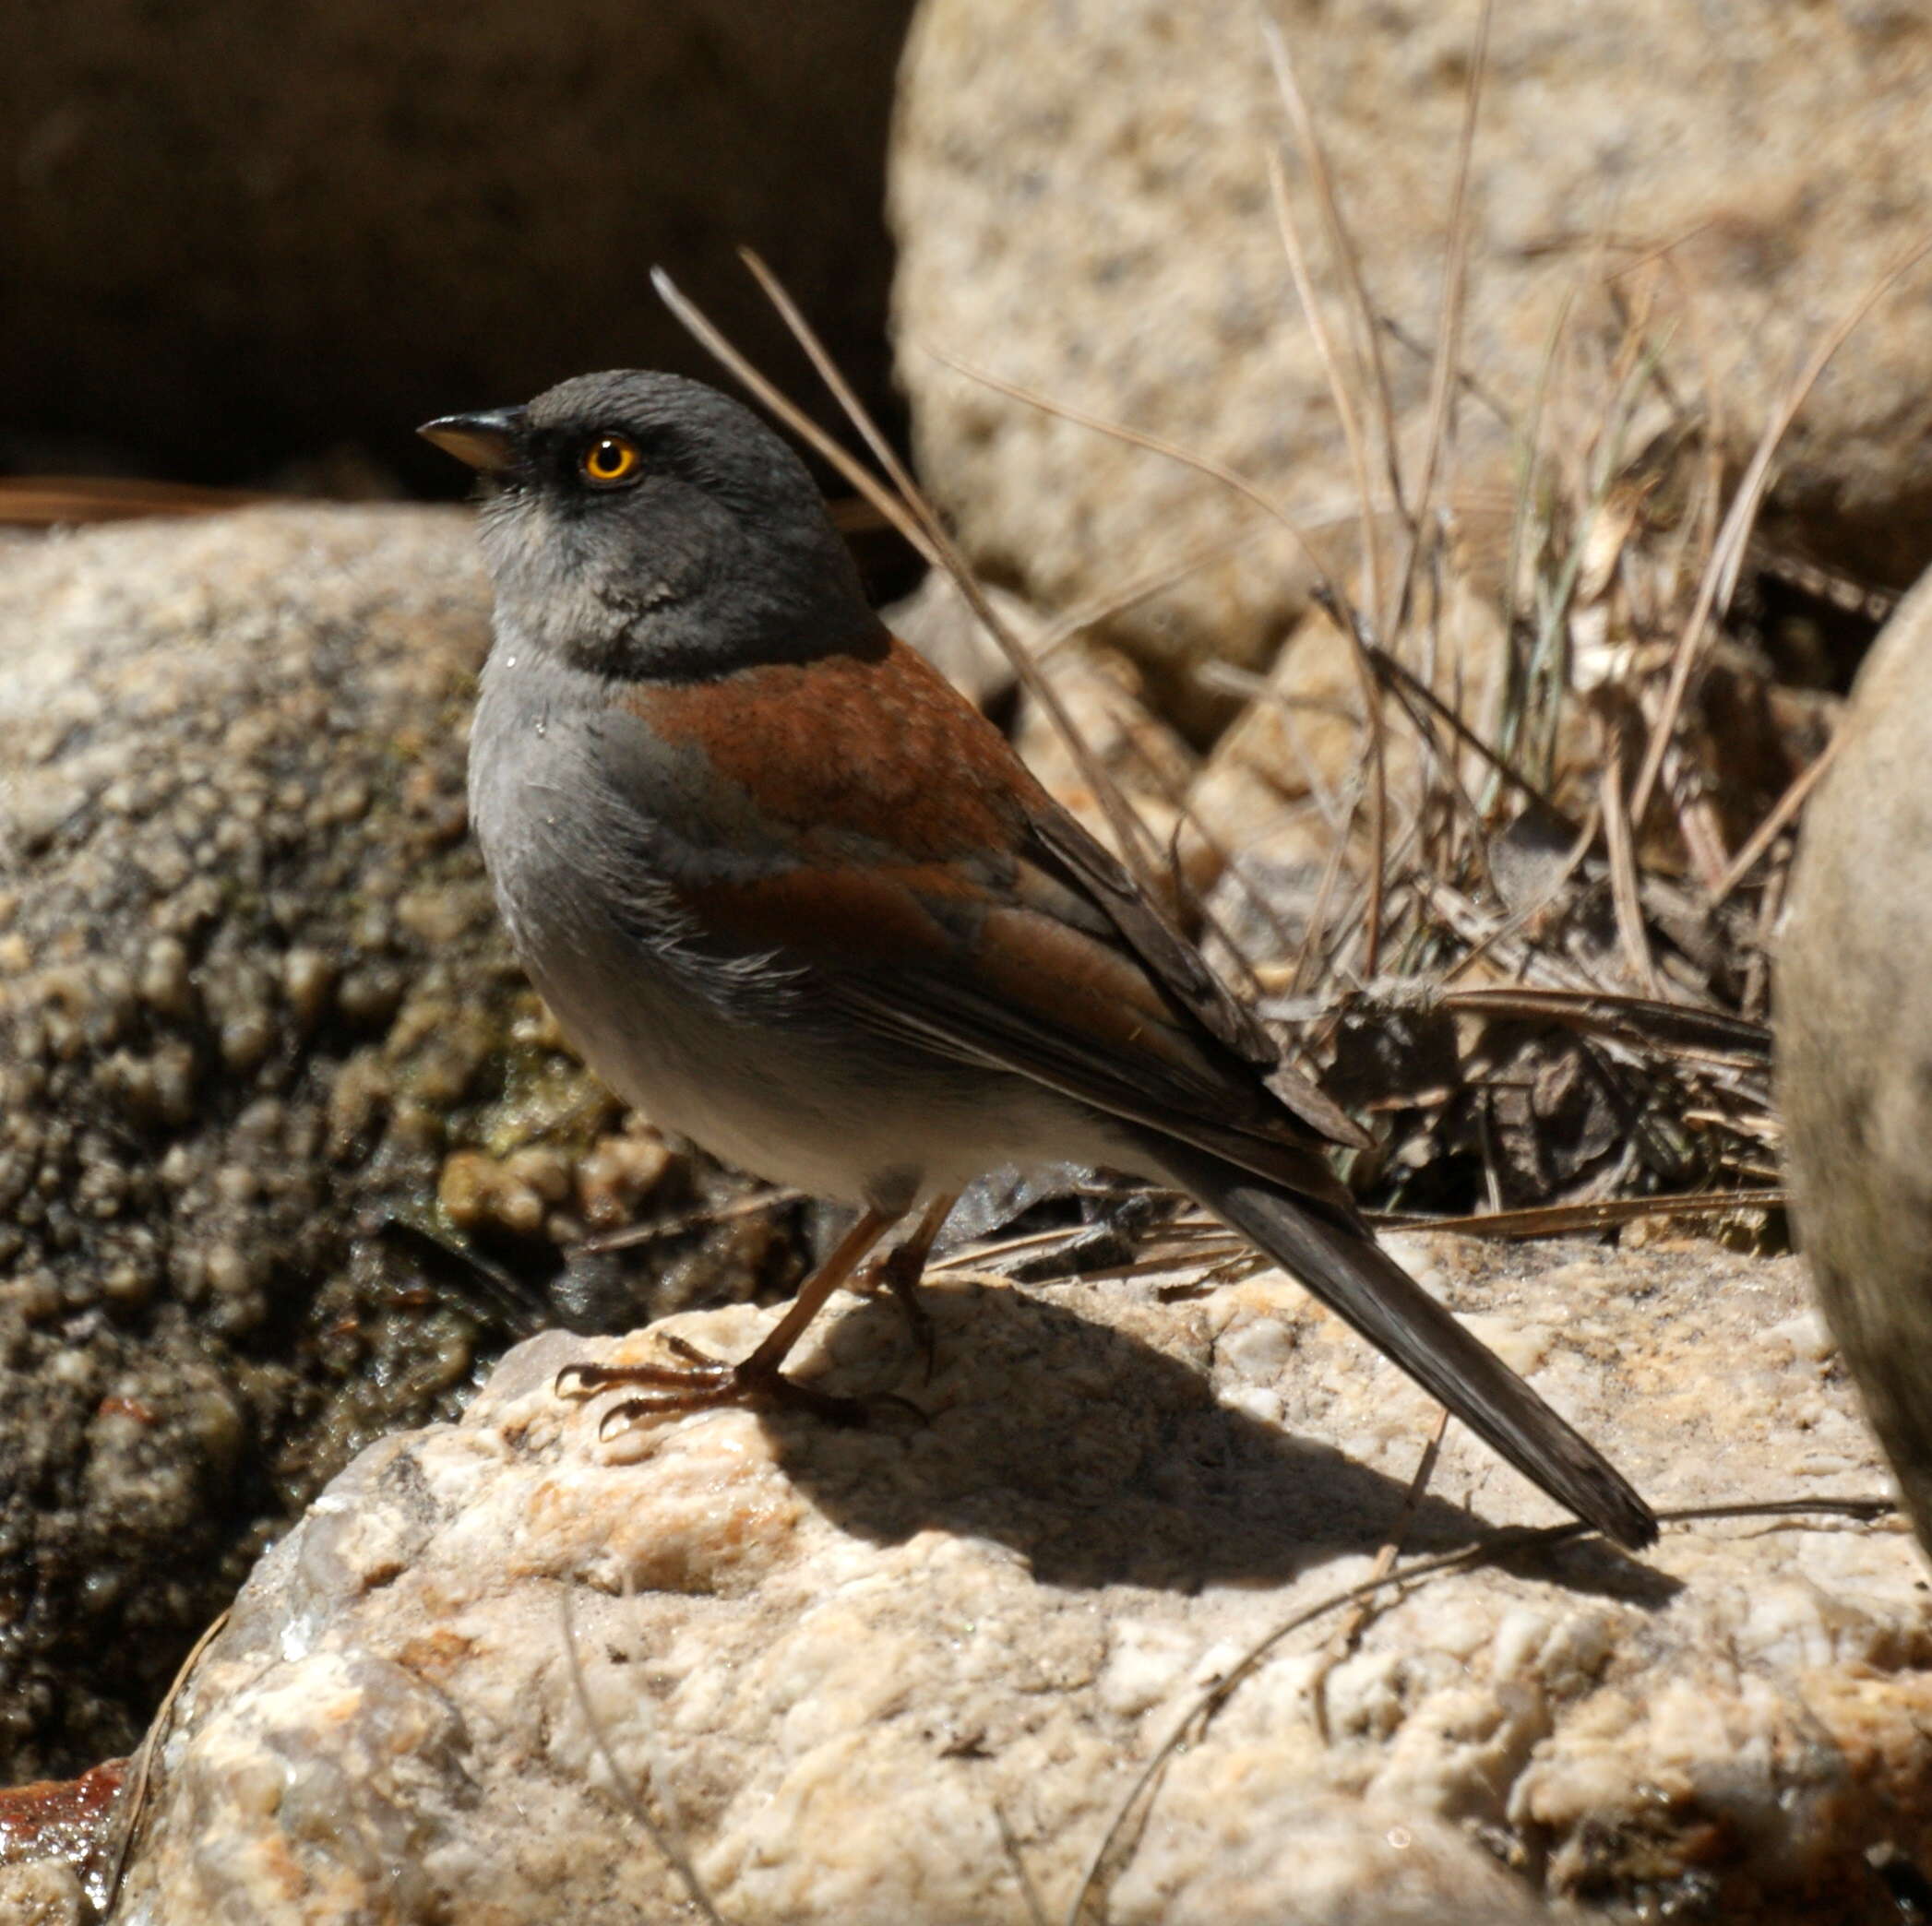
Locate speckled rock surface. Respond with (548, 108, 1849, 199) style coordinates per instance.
(1780, 565, 1932, 1556)
(0, 508, 803, 1777)
(109, 1236, 1929, 1923)
(0, 1860, 84, 1926)
(891, 0, 1932, 699)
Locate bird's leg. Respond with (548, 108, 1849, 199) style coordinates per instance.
(557, 1206, 899, 1430)
(858, 1191, 958, 1382)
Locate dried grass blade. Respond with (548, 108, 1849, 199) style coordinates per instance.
(1258, 81, 1382, 616)
(1366, 643, 1570, 822)
(1628, 230, 1932, 824)
(1440, 984, 1771, 1057)
(656, 264, 1167, 894)
(1257, 4, 1409, 533)
(1389, 0, 1492, 638)
(1600, 732, 1664, 996)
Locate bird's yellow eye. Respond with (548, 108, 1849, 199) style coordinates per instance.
(580, 434, 643, 486)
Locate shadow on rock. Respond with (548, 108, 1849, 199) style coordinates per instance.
(750, 1278, 1672, 1605)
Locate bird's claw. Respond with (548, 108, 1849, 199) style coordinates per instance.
(555, 1342, 920, 1433)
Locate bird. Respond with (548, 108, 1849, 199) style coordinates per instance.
(420, 369, 1657, 1552)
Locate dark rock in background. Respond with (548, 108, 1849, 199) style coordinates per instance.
(0, 0, 915, 490)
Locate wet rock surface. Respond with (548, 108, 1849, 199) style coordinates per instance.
(0, 508, 804, 1777)
(103, 1236, 1926, 1924)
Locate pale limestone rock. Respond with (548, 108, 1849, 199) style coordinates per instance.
(110, 1238, 1930, 1922)
(0, 1861, 85, 1926)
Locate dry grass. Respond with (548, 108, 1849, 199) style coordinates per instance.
(650, 16, 1932, 1266)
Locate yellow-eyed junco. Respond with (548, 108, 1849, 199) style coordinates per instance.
(421, 370, 1655, 1551)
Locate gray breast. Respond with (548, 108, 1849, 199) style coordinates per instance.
(462, 637, 1136, 1207)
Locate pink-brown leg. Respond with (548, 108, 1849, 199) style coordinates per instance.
(859, 1192, 957, 1381)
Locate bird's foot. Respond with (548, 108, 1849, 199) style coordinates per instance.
(556, 1334, 918, 1436)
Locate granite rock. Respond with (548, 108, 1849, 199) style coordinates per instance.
(891, 0, 1932, 700)
(0, 508, 796, 1777)
(107, 1236, 1928, 1923)
(1780, 565, 1932, 1557)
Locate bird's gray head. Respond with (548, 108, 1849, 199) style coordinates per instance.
(420, 370, 882, 682)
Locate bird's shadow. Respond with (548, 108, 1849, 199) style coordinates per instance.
(755, 1276, 1676, 1607)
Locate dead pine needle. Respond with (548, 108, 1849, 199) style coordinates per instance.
(1710, 731, 1841, 906)
(99, 1606, 233, 1916)
(1310, 1408, 1449, 1744)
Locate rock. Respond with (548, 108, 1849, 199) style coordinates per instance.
(1780, 566, 1932, 1557)
(0, 1759, 124, 1916)
(0, 508, 798, 1778)
(2, 0, 913, 487)
(0, 1861, 85, 1926)
(1010, 638, 1199, 873)
(879, 568, 1030, 715)
(891, 0, 1932, 702)
(107, 1235, 1926, 1922)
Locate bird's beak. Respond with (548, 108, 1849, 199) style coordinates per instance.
(417, 407, 527, 474)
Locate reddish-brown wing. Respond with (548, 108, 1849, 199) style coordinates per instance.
(627, 634, 1031, 861)
(626, 635, 1361, 1189)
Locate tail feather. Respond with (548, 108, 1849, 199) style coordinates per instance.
(1149, 1137, 1657, 1551)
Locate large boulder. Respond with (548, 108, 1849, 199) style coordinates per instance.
(890, 0, 1932, 711)
(0, 508, 796, 1778)
(107, 1235, 1926, 1923)
(1779, 567, 1932, 1555)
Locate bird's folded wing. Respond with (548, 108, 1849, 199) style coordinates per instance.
(1020, 802, 1371, 1151)
(611, 637, 1364, 1162)
(673, 849, 1359, 1219)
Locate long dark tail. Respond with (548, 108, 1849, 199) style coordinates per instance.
(1147, 1137, 1657, 1550)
